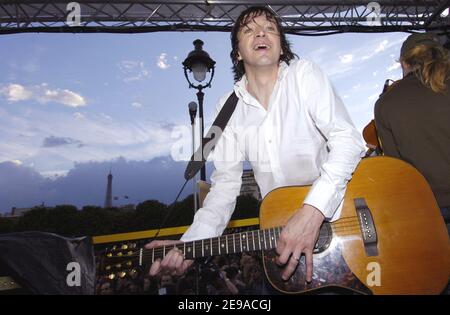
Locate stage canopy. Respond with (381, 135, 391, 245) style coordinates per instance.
(0, 0, 449, 36)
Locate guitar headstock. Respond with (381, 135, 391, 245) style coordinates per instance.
(98, 242, 141, 280)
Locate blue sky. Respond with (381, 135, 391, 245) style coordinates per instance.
(0, 31, 408, 213)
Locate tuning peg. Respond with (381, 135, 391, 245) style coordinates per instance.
(121, 244, 128, 250)
(119, 271, 127, 278)
(108, 273, 116, 280)
(106, 253, 112, 258)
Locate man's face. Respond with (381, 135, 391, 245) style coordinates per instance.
(237, 13, 282, 69)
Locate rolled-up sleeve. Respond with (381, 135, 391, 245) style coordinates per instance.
(181, 96, 244, 242)
(301, 62, 365, 220)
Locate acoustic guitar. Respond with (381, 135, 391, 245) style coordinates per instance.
(102, 157, 450, 294)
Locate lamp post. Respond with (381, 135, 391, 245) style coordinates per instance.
(182, 39, 216, 181)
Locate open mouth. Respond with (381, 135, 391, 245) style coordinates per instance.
(254, 44, 270, 51)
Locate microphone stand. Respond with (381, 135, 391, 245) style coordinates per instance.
(188, 101, 200, 295)
(188, 102, 198, 214)
(191, 119, 198, 214)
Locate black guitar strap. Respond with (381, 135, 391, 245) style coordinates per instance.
(184, 92, 239, 180)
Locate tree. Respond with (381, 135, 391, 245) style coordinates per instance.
(166, 194, 195, 227)
(0, 217, 16, 234)
(134, 200, 168, 230)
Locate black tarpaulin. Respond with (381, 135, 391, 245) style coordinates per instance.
(0, 231, 95, 295)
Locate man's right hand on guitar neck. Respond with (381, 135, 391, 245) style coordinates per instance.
(145, 240, 194, 276)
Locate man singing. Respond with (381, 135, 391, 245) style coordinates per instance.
(146, 6, 364, 283)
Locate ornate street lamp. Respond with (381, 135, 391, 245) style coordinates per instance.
(182, 39, 216, 181)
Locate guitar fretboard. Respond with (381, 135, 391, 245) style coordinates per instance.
(143, 226, 282, 264)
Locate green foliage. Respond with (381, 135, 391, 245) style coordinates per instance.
(0, 217, 16, 233)
(0, 194, 259, 237)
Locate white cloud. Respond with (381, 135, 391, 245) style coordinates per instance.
(387, 62, 401, 72)
(0, 83, 86, 107)
(39, 169, 69, 178)
(157, 53, 170, 70)
(100, 113, 112, 121)
(361, 40, 389, 61)
(118, 60, 150, 83)
(1, 84, 33, 101)
(368, 93, 379, 102)
(0, 106, 185, 175)
(11, 159, 23, 166)
(339, 54, 353, 64)
(304, 46, 329, 65)
(131, 102, 142, 108)
(306, 34, 404, 80)
(73, 112, 86, 120)
(375, 39, 389, 53)
(361, 37, 405, 61)
(40, 88, 85, 107)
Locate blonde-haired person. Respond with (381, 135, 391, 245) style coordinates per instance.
(374, 33, 450, 235)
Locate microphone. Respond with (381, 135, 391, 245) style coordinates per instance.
(186, 101, 201, 180)
(188, 102, 197, 125)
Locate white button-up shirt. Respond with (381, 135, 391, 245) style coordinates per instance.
(181, 59, 365, 242)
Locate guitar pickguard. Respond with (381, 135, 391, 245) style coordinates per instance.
(262, 239, 372, 295)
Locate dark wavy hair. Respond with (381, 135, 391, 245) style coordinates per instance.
(230, 6, 297, 82)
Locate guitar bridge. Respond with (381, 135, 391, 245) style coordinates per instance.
(354, 198, 378, 257)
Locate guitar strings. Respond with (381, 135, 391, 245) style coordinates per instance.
(103, 214, 369, 264)
(105, 219, 364, 260)
(105, 224, 363, 263)
(105, 217, 363, 258)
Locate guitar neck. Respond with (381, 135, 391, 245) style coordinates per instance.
(144, 227, 282, 263)
(103, 223, 332, 274)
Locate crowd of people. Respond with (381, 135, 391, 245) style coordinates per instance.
(95, 227, 276, 295)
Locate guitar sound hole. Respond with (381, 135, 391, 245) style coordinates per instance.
(313, 223, 332, 254)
